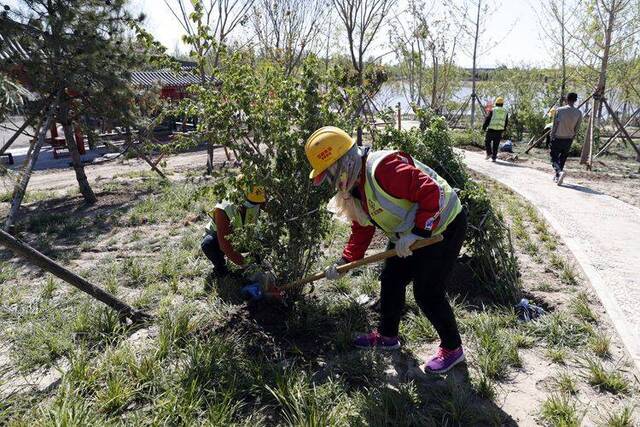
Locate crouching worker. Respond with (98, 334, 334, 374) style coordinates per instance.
(305, 127, 468, 374)
(201, 183, 266, 279)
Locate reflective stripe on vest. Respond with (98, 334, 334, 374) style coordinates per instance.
(207, 201, 259, 234)
(488, 106, 507, 131)
(363, 150, 462, 239)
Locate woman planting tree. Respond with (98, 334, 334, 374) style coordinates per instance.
(306, 126, 468, 374)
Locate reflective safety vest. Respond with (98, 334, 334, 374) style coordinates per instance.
(488, 106, 507, 131)
(206, 201, 260, 234)
(362, 150, 462, 239)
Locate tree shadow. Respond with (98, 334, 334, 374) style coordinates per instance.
(10, 191, 140, 262)
(204, 270, 247, 305)
(355, 350, 517, 426)
(493, 159, 526, 168)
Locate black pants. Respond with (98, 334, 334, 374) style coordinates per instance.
(550, 138, 572, 174)
(484, 130, 502, 160)
(379, 210, 468, 350)
(201, 233, 228, 276)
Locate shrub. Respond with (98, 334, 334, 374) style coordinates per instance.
(450, 128, 484, 147)
(178, 54, 351, 284)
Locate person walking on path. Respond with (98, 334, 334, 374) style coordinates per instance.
(201, 181, 266, 279)
(305, 126, 468, 374)
(482, 96, 509, 162)
(550, 92, 582, 185)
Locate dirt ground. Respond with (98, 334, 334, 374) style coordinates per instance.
(0, 152, 638, 425)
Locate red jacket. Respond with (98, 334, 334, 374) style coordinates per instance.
(214, 208, 245, 266)
(342, 151, 443, 262)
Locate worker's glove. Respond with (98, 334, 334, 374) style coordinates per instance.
(324, 258, 347, 281)
(395, 233, 420, 258)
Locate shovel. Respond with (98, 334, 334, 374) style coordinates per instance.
(241, 235, 444, 302)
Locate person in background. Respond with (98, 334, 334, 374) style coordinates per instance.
(482, 97, 509, 162)
(201, 181, 266, 279)
(550, 92, 582, 185)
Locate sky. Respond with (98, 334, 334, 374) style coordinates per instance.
(6, 0, 551, 68)
(129, 0, 550, 68)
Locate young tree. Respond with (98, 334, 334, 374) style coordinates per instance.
(569, 0, 640, 166)
(455, 0, 505, 128)
(332, 0, 396, 143)
(389, 0, 462, 112)
(163, 0, 255, 70)
(180, 52, 352, 284)
(535, 0, 581, 102)
(252, 0, 328, 75)
(333, 0, 397, 82)
(164, 0, 255, 173)
(1, 1, 161, 227)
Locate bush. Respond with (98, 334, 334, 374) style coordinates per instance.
(569, 141, 582, 157)
(450, 128, 484, 147)
(178, 54, 352, 284)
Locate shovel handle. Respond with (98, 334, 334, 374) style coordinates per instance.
(280, 235, 444, 291)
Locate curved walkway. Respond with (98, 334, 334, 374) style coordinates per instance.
(460, 149, 640, 372)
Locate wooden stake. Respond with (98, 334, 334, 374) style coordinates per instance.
(602, 99, 640, 161)
(0, 229, 151, 323)
(595, 106, 640, 158)
(0, 115, 36, 156)
(4, 105, 56, 231)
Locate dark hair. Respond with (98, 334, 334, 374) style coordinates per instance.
(567, 92, 578, 102)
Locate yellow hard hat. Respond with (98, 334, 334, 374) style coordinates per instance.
(246, 186, 266, 204)
(305, 126, 355, 180)
(236, 174, 266, 204)
(495, 96, 505, 105)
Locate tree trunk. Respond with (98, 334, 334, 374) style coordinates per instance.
(431, 56, 439, 112)
(0, 228, 150, 323)
(560, 0, 566, 101)
(470, 0, 481, 129)
(4, 110, 56, 231)
(60, 104, 96, 204)
(581, 2, 615, 168)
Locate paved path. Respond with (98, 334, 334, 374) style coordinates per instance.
(460, 149, 640, 372)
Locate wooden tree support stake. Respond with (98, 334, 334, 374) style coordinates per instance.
(0, 114, 36, 156)
(0, 229, 151, 324)
(602, 99, 640, 161)
(102, 138, 167, 180)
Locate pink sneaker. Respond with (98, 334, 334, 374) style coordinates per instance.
(424, 346, 465, 374)
(353, 330, 400, 350)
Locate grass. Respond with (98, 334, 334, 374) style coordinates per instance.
(465, 311, 521, 381)
(555, 372, 578, 395)
(2, 170, 637, 426)
(546, 347, 568, 364)
(525, 311, 593, 349)
(540, 394, 581, 427)
(589, 331, 612, 359)
(399, 311, 438, 345)
(584, 359, 630, 394)
(602, 406, 636, 427)
(536, 281, 555, 292)
(572, 292, 597, 323)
